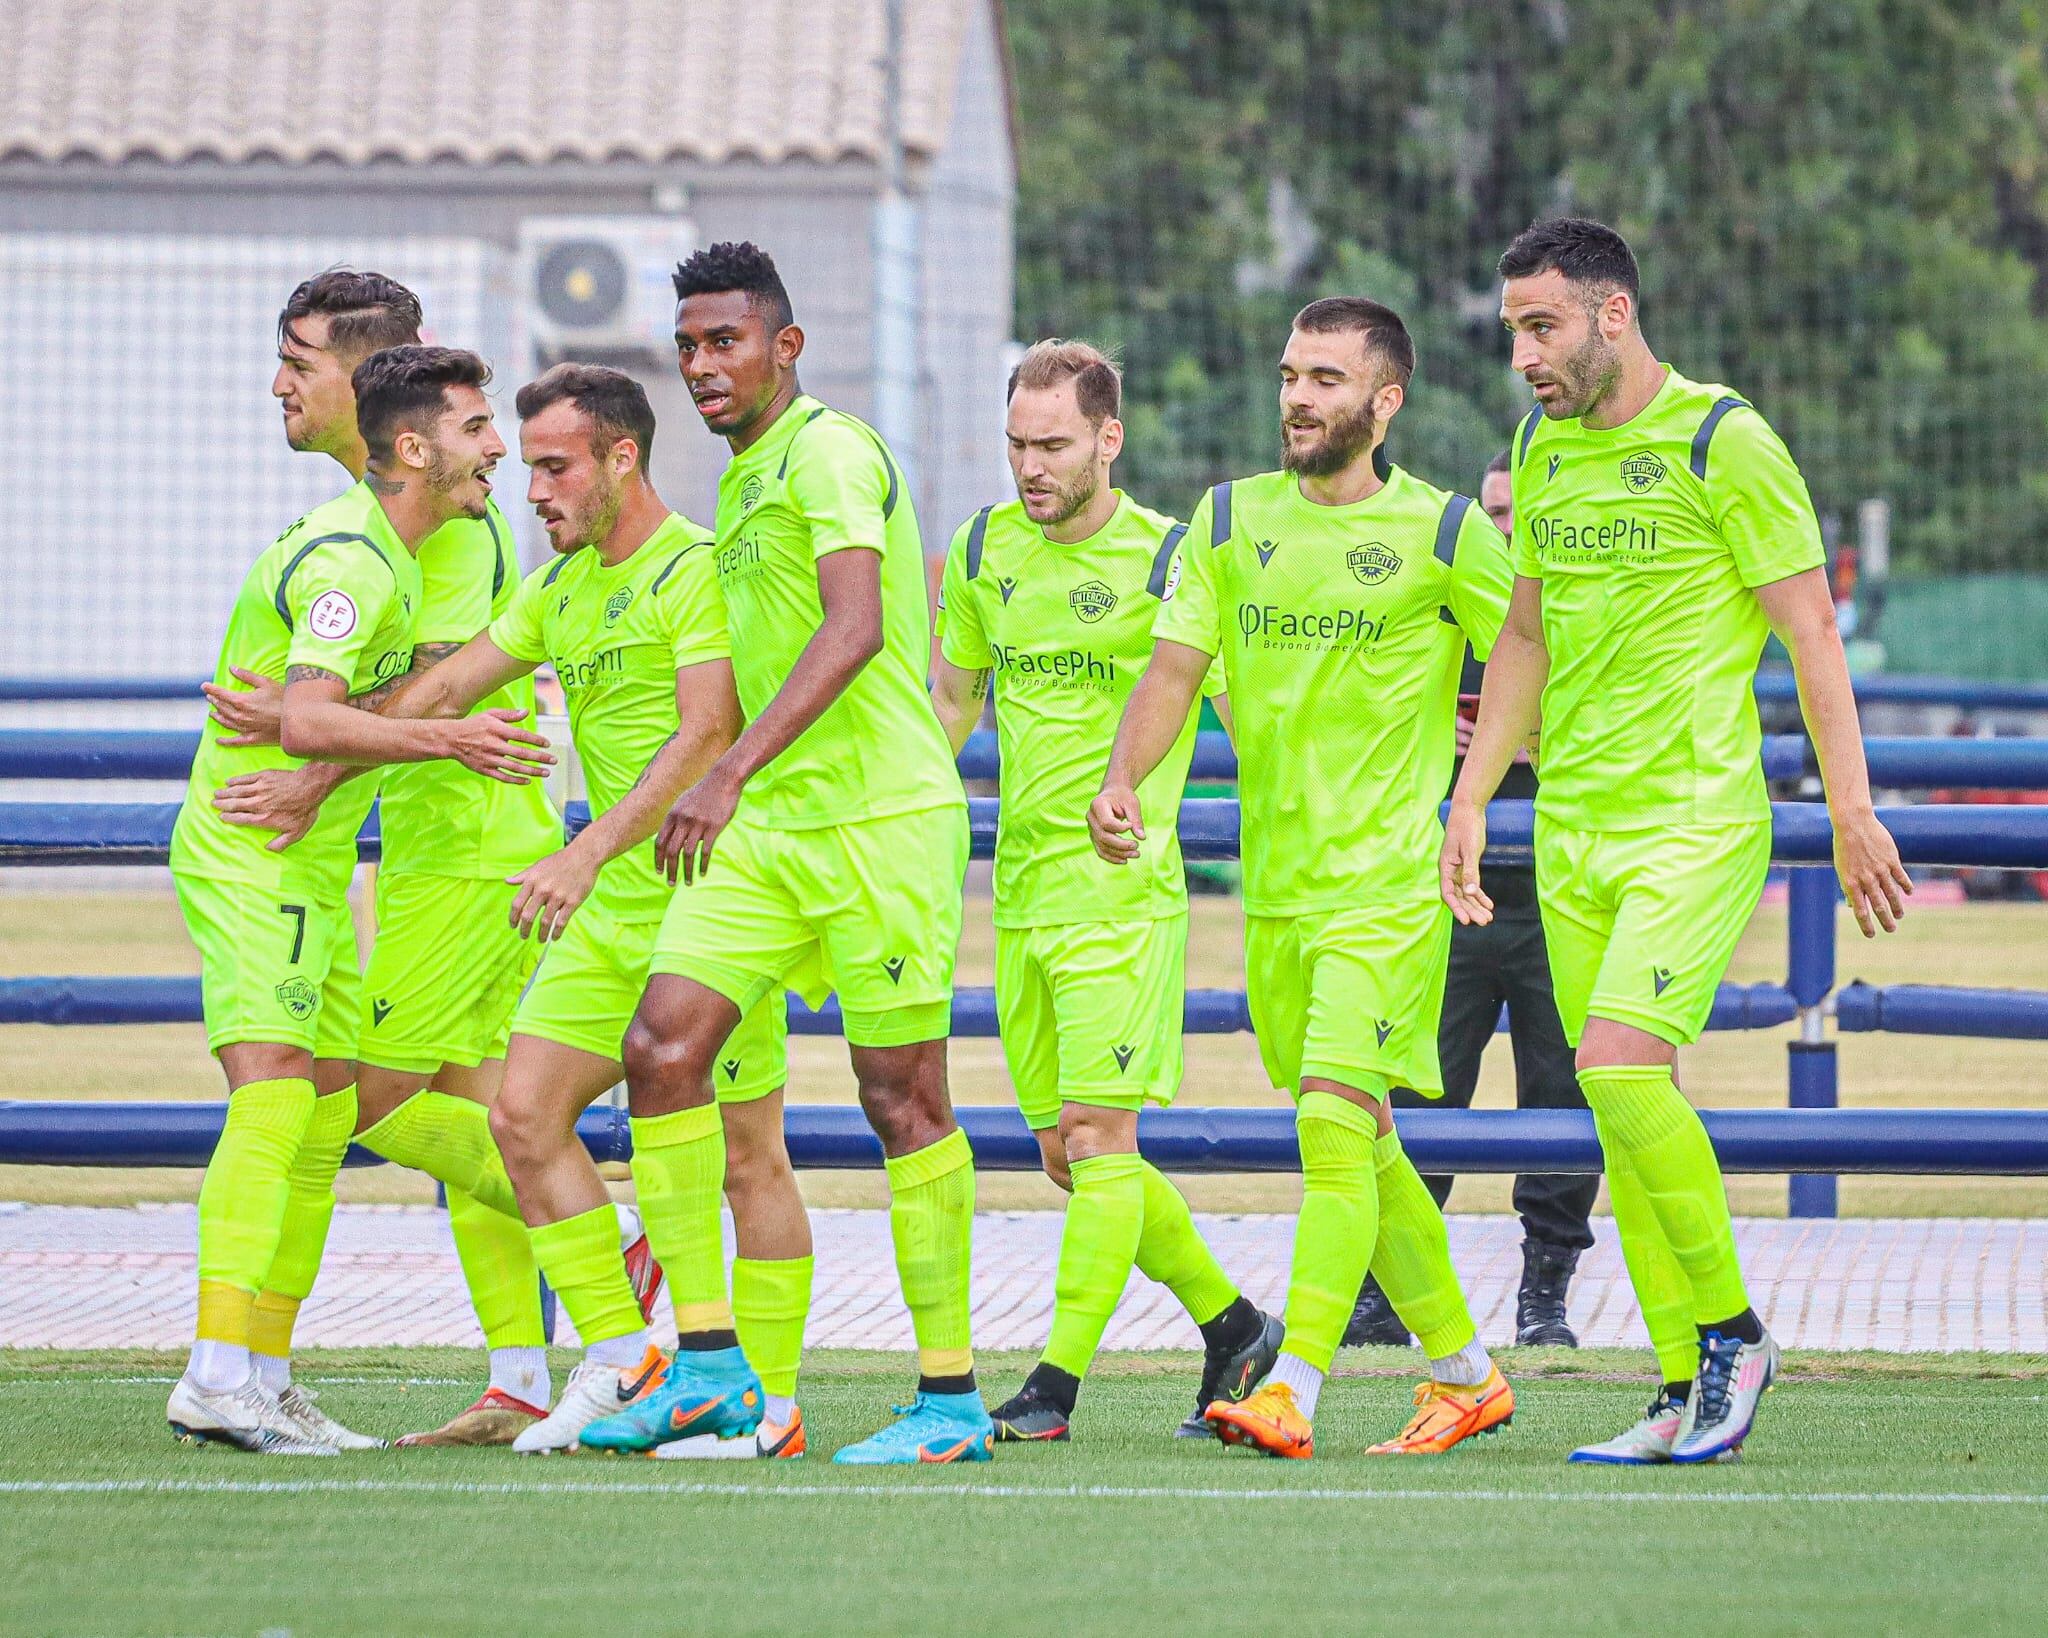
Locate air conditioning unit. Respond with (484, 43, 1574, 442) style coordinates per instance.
(518, 216, 698, 356)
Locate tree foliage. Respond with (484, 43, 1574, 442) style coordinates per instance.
(1006, 0, 2048, 570)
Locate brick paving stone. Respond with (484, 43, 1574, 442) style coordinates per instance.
(0, 1203, 2042, 1355)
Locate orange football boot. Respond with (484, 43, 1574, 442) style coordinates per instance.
(1204, 1379, 1314, 1459)
(1365, 1366, 1514, 1454)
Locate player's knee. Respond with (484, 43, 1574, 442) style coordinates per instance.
(722, 1134, 794, 1206)
(621, 1016, 710, 1100)
(487, 1088, 551, 1175)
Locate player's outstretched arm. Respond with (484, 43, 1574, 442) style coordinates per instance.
(930, 657, 991, 757)
(1442, 573, 1548, 926)
(509, 658, 743, 939)
(1091, 638, 1209, 865)
(277, 649, 552, 778)
(658, 547, 883, 884)
(1755, 567, 1912, 937)
(213, 633, 542, 848)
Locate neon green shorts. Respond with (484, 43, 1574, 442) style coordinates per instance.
(357, 871, 542, 1075)
(1535, 818, 1771, 1047)
(172, 871, 360, 1059)
(651, 805, 968, 1049)
(1244, 898, 1451, 1100)
(511, 896, 785, 1100)
(995, 913, 1187, 1130)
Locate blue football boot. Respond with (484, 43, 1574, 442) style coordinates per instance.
(831, 1391, 995, 1465)
(578, 1347, 763, 1454)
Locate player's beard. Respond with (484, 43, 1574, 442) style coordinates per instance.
(1541, 328, 1622, 420)
(427, 446, 492, 520)
(1024, 463, 1100, 529)
(1281, 397, 1377, 478)
(561, 478, 624, 552)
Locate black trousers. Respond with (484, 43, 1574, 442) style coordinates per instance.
(1390, 908, 1597, 1251)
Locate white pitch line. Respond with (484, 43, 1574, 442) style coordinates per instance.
(0, 1376, 476, 1389)
(1, 1477, 2042, 1507)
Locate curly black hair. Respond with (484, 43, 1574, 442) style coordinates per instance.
(1498, 218, 1640, 301)
(671, 241, 794, 332)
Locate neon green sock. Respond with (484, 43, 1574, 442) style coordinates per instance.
(1601, 1140, 1704, 1383)
(1367, 1124, 1477, 1358)
(884, 1127, 976, 1381)
(250, 1083, 357, 1353)
(1581, 1065, 1750, 1326)
(527, 1205, 644, 1348)
(196, 1077, 317, 1342)
(733, 1256, 814, 1399)
(358, 1092, 520, 1219)
(1281, 1091, 1380, 1373)
(1133, 1160, 1237, 1326)
(1042, 1153, 1145, 1380)
(630, 1105, 731, 1336)
(448, 1185, 546, 1350)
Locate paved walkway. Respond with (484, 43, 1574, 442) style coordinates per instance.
(1, 1204, 2042, 1354)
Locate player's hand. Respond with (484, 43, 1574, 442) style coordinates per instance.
(506, 847, 598, 941)
(1088, 783, 1145, 865)
(440, 709, 554, 783)
(1439, 799, 1494, 926)
(202, 667, 284, 746)
(1833, 805, 1912, 936)
(1453, 714, 1476, 755)
(212, 765, 336, 851)
(657, 766, 742, 886)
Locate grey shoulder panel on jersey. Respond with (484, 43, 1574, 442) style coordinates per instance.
(1516, 406, 1542, 467)
(651, 540, 705, 596)
(273, 531, 386, 630)
(774, 406, 831, 480)
(1690, 395, 1752, 480)
(485, 508, 508, 599)
(542, 553, 573, 588)
(1147, 522, 1190, 598)
(1434, 493, 1476, 624)
(963, 505, 996, 579)
(1209, 481, 1234, 547)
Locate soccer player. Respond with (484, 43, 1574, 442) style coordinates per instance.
(166, 346, 547, 1452)
(1444, 217, 1911, 1464)
(204, 272, 615, 1446)
(1094, 298, 1518, 1460)
(574, 242, 989, 1467)
(928, 339, 1281, 1442)
(222, 364, 799, 1455)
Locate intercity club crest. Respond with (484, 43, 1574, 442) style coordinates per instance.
(603, 587, 634, 626)
(739, 474, 765, 514)
(1347, 543, 1402, 585)
(1069, 580, 1118, 623)
(1621, 450, 1668, 494)
(274, 978, 318, 1021)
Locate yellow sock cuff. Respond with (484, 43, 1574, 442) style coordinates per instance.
(197, 1279, 256, 1346)
(227, 1077, 318, 1135)
(1372, 1124, 1408, 1171)
(1297, 1089, 1380, 1142)
(1067, 1152, 1145, 1188)
(631, 1103, 723, 1150)
(884, 1126, 973, 1193)
(1580, 1065, 1689, 1151)
(248, 1291, 301, 1357)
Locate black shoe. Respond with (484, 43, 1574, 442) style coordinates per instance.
(1175, 1309, 1283, 1438)
(1342, 1276, 1414, 1348)
(990, 1386, 1071, 1443)
(1515, 1237, 1582, 1347)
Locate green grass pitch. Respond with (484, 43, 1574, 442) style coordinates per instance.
(3, 1348, 2044, 1636)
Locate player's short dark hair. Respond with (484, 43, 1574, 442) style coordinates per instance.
(672, 241, 795, 333)
(1292, 297, 1415, 389)
(1007, 338, 1122, 424)
(1484, 448, 1511, 481)
(516, 363, 656, 469)
(1498, 217, 1641, 303)
(278, 269, 423, 364)
(353, 346, 492, 465)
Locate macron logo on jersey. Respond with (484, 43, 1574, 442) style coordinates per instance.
(1254, 539, 1279, 568)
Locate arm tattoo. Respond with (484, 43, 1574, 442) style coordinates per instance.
(969, 669, 991, 703)
(411, 641, 464, 669)
(628, 731, 680, 794)
(285, 664, 345, 688)
(347, 674, 408, 711)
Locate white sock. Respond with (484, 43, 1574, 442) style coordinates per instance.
(489, 1346, 551, 1407)
(188, 1339, 251, 1394)
(1270, 1352, 1324, 1420)
(587, 1330, 650, 1370)
(252, 1351, 291, 1395)
(1431, 1338, 1495, 1388)
(764, 1392, 797, 1426)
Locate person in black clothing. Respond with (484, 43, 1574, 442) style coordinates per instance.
(1347, 450, 1596, 1348)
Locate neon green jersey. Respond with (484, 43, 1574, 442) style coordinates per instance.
(713, 394, 963, 828)
(490, 513, 726, 923)
(171, 481, 422, 897)
(377, 499, 563, 880)
(1154, 465, 1512, 914)
(938, 491, 1213, 928)
(1509, 368, 1824, 831)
